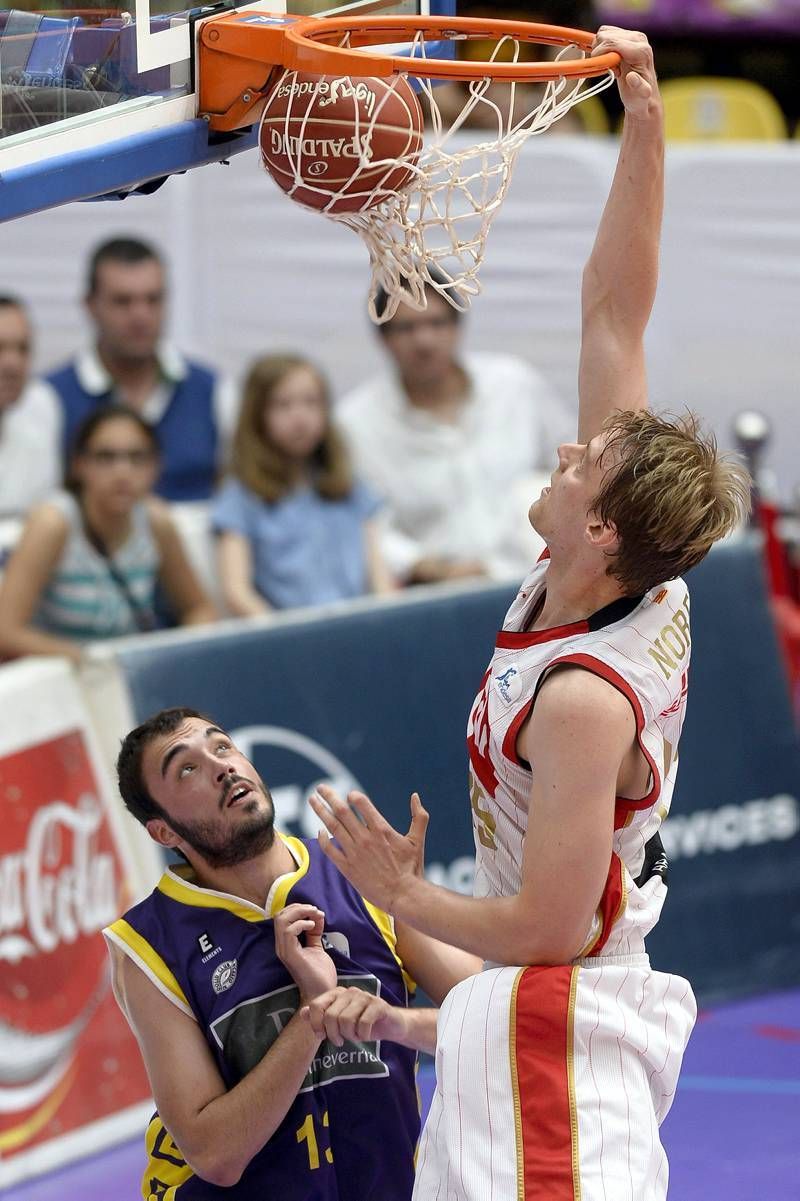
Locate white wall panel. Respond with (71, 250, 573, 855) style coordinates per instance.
(0, 137, 797, 497)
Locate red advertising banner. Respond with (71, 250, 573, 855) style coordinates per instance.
(0, 729, 151, 1166)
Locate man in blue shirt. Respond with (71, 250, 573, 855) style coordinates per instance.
(48, 238, 236, 501)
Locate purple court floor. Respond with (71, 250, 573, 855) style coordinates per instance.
(11, 988, 800, 1201)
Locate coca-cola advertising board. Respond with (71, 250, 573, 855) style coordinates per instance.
(0, 659, 152, 1187)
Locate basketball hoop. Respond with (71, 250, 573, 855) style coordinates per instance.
(199, 15, 620, 321)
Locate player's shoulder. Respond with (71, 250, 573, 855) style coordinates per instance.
(536, 663, 635, 729)
(632, 577, 691, 634)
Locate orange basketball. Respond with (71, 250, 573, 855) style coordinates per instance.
(260, 70, 423, 215)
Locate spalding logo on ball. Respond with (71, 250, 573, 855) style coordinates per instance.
(260, 70, 423, 215)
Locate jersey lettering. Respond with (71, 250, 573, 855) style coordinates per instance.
(467, 672, 500, 797)
(469, 769, 496, 849)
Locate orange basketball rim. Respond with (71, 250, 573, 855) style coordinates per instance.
(198, 12, 620, 133)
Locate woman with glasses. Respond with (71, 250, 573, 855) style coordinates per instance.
(0, 405, 216, 663)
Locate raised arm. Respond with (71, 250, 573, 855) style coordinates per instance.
(578, 28, 664, 443)
(309, 672, 633, 966)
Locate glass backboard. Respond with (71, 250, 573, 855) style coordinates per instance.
(0, 0, 454, 220)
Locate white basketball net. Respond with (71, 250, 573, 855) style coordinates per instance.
(263, 33, 615, 322)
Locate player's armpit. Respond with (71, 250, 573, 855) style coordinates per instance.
(515, 667, 636, 963)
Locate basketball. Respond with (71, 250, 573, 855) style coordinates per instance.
(259, 70, 423, 215)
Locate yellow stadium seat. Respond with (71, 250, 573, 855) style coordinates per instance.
(572, 95, 610, 135)
(660, 77, 787, 141)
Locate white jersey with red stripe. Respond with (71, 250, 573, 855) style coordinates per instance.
(467, 552, 691, 960)
(413, 555, 697, 1201)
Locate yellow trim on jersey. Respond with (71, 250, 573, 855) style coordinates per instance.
(155, 834, 310, 921)
(268, 834, 311, 914)
(412, 1058, 422, 1170)
(143, 1114, 194, 1200)
(362, 898, 416, 994)
(157, 867, 266, 922)
(508, 968, 526, 1201)
(566, 968, 582, 1201)
(107, 918, 191, 1011)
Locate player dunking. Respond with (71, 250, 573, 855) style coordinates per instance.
(308, 27, 751, 1200)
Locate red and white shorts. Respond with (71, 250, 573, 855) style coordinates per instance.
(414, 955, 696, 1201)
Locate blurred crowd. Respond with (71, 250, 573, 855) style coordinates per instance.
(0, 236, 571, 663)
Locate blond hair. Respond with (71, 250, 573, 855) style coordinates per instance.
(231, 354, 353, 504)
(592, 410, 751, 595)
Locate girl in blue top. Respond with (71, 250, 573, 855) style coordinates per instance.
(213, 355, 393, 614)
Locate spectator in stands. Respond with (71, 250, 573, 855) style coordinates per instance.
(0, 296, 61, 517)
(213, 355, 393, 614)
(0, 406, 217, 665)
(337, 276, 571, 584)
(47, 238, 237, 501)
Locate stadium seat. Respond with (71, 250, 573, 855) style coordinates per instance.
(660, 77, 787, 141)
(572, 94, 610, 135)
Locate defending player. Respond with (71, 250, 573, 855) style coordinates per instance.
(308, 27, 751, 1201)
(103, 708, 479, 1200)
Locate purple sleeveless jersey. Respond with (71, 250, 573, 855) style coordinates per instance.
(109, 836, 421, 1200)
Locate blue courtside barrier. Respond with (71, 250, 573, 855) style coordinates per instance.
(112, 539, 800, 1004)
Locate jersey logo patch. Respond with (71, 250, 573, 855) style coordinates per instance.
(198, 931, 223, 964)
(211, 974, 390, 1088)
(322, 931, 350, 956)
(212, 959, 238, 994)
(494, 664, 523, 704)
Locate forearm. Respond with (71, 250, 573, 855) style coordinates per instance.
(0, 624, 81, 664)
(408, 557, 487, 584)
(582, 104, 664, 340)
(367, 554, 396, 594)
(186, 1011, 321, 1185)
(223, 584, 271, 618)
(397, 1007, 439, 1056)
(181, 601, 218, 626)
(392, 877, 564, 967)
(364, 521, 396, 594)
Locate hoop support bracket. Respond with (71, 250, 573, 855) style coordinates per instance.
(198, 12, 297, 132)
